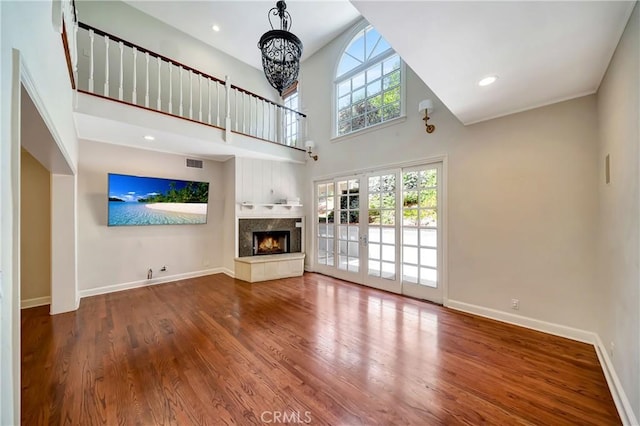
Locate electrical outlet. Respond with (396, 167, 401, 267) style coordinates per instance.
(511, 298, 520, 310)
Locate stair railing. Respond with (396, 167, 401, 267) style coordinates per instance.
(61, 2, 305, 149)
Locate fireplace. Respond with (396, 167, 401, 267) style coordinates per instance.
(238, 218, 302, 258)
(253, 231, 290, 256)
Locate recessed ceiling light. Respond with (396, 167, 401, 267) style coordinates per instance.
(212, 24, 220, 32)
(144, 135, 155, 141)
(478, 75, 498, 87)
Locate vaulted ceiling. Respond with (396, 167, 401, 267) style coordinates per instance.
(124, 1, 635, 125)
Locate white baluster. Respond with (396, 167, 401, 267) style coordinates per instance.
(132, 48, 137, 104)
(145, 52, 149, 107)
(189, 71, 193, 119)
(242, 93, 246, 133)
(168, 64, 173, 114)
(216, 82, 220, 127)
(235, 90, 238, 132)
(207, 79, 212, 125)
(118, 41, 124, 101)
(260, 101, 266, 139)
(104, 35, 109, 96)
(156, 57, 161, 110)
(88, 29, 94, 93)
(179, 67, 184, 116)
(268, 103, 272, 142)
(225, 76, 232, 140)
(198, 74, 202, 122)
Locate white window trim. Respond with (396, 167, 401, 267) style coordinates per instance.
(331, 21, 406, 139)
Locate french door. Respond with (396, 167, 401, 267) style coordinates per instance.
(315, 163, 443, 303)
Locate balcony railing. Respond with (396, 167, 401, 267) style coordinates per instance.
(61, 5, 306, 149)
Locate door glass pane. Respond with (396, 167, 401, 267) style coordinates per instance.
(381, 245, 395, 262)
(382, 228, 395, 244)
(317, 182, 335, 267)
(403, 228, 418, 246)
(369, 228, 380, 243)
(367, 173, 395, 280)
(369, 243, 381, 260)
(420, 268, 437, 286)
(402, 166, 439, 287)
(337, 179, 360, 272)
(369, 260, 381, 276)
(420, 229, 436, 247)
(382, 262, 395, 279)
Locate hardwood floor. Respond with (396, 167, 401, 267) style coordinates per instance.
(22, 273, 620, 425)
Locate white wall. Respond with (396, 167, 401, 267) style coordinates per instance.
(77, 140, 225, 293)
(76, 0, 277, 101)
(596, 3, 640, 421)
(301, 22, 600, 332)
(1, 1, 79, 423)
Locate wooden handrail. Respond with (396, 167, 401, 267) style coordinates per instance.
(77, 21, 306, 118)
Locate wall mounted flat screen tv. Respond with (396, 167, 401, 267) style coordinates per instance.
(108, 173, 209, 226)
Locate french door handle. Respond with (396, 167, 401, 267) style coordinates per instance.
(361, 235, 368, 246)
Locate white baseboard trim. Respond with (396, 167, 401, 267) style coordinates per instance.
(446, 299, 595, 344)
(594, 335, 638, 426)
(21, 296, 51, 309)
(78, 268, 226, 299)
(221, 268, 235, 278)
(447, 299, 637, 424)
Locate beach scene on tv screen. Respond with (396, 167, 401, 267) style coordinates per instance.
(108, 174, 209, 226)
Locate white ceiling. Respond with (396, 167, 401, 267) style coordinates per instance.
(123, 0, 634, 125)
(123, 0, 362, 69)
(353, 1, 635, 124)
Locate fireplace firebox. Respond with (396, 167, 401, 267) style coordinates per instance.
(253, 231, 290, 256)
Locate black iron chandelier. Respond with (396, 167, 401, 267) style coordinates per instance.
(258, 0, 303, 96)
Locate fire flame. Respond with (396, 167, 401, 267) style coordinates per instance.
(258, 237, 281, 252)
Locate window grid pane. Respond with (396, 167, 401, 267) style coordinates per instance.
(336, 47, 402, 137)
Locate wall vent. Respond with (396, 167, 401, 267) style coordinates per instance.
(186, 158, 203, 169)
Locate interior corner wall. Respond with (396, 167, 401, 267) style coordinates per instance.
(301, 24, 600, 333)
(76, 0, 277, 101)
(77, 140, 225, 293)
(20, 149, 51, 303)
(222, 157, 236, 272)
(596, 3, 640, 420)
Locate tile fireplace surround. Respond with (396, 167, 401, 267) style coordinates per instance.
(235, 218, 305, 283)
(237, 218, 302, 258)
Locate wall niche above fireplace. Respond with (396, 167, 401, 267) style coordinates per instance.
(238, 218, 302, 257)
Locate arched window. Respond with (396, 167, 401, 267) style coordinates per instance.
(335, 25, 403, 137)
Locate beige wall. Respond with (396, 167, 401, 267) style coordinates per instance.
(77, 140, 225, 293)
(20, 148, 51, 302)
(301, 21, 600, 332)
(596, 3, 640, 420)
